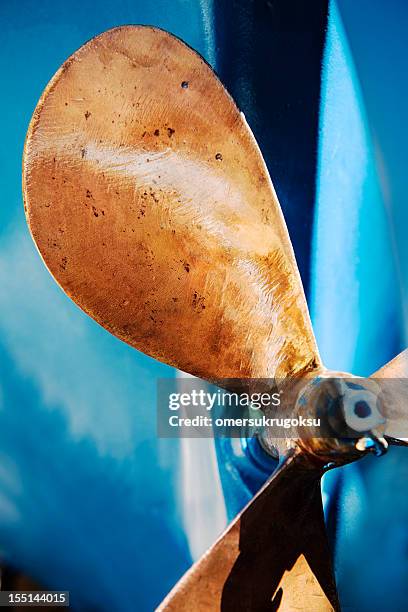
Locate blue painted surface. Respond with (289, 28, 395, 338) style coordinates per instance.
(338, 0, 408, 346)
(314, 2, 408, 610)
(312, 1, 401, 377)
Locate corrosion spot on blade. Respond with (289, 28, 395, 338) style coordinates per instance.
(192, 291, 205, 311)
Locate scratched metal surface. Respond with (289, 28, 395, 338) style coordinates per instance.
(23, 26, 319, 383)
(159, 452, 338, 612)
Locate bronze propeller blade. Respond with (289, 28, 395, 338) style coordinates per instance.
(159, 450, 338, 612)
(372, 349, 408, 445)
(23, 25, 320, 383)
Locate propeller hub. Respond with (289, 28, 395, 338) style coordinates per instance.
(261, 372, 388, 466)
(297, 373, 388, 464)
